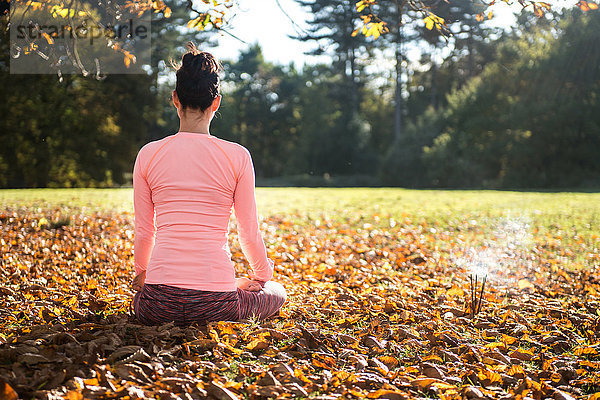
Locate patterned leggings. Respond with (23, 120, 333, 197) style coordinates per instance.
(132, 281, 287, 326)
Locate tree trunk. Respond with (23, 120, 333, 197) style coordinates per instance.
(467, 21, 474, 79)
(393, 8, 403, 144)
(349, 46, 359, 117)
(345, 2, 359, 119)
(431, 57, 437, 109)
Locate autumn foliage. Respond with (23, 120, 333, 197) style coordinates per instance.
(1, 208, 600, 399)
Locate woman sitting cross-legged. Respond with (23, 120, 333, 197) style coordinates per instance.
(131, 43, 286, 326)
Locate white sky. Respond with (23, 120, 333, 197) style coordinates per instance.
(201, 0, 584, 67)
(209, 0, 326, 67)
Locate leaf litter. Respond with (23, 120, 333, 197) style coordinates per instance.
(0, 208, 599, 399)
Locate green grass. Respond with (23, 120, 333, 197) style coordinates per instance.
(1, 187, 599, 239)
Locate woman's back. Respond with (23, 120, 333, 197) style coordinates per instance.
(131, 43, 284, 327)
(133, 131, 272, 292)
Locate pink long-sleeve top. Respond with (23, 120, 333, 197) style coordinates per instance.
(133, 131, 274, 292)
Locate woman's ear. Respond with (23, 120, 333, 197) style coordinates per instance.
(172, 90, 180, 109)
(212, 95, 222, 112)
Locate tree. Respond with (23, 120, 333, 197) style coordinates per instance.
(423, 9, 600, 188)
(294, 0, 378, 177)
(5, 0, 598, 75)
(214, 45, 302, 178)
(0, 9, 154, 188)
(294, 0, 372, 117)
(147, 0, 217, 141)
(5, 0, 229, 75)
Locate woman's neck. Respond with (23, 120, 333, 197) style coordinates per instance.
(178, 112, 211, 135)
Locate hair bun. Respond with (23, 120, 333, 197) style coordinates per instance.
(182, 52, 196, 67)
(174, 42, 222, 112)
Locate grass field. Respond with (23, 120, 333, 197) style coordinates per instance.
(1, 187, 599, 239)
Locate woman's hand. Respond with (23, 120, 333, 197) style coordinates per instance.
(132, 271, 146, 292)
(235, 277, 262, 292)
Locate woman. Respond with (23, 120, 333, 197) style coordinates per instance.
(131, 43, 286, 326)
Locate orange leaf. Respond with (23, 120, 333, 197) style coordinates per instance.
(502, 334, 519, 345)
(378, 355, 399, 369)
(367, 389, 407, 398)
(0, 379, 18, 400)
(42, 32, 54, 45)
(508, 365, 525, 378)
(65, 391, 83, 400)
(578, 0, 591, 11)
(246, 339, 269, 351)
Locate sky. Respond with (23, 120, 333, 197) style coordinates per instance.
(208, 0, 325, 67)
(201, 0, 583, 68)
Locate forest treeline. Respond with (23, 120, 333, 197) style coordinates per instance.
(0, 2, 598, 189)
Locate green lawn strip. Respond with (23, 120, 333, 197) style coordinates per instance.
(1, 188, 598, 244)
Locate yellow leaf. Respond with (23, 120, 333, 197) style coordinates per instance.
(478, 368, 502, 384)
(579, 360, 600, 369)
(533, 4, 544, 17)
(446, 286, 463, 297)
(30, 1, 45, 11)
(423, 13, 445, 30)
(502, 333, 519, 345)
(365, 24, 378, 37)
(373, 29, 381, 39)
(518, 279, 534, 290)
(187, 17, 201, 29)
(424, 16, 435, 30)
(216, 321, 236, 334)
(422, 354, 443, 363)
(574, 346, 599, 356)
(507, 365, 525, 377)
(164, 7, 172, 18)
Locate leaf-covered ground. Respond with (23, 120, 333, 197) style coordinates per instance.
(1, 202, 600, 400)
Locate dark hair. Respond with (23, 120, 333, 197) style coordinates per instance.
(175, 42, 221, 112)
